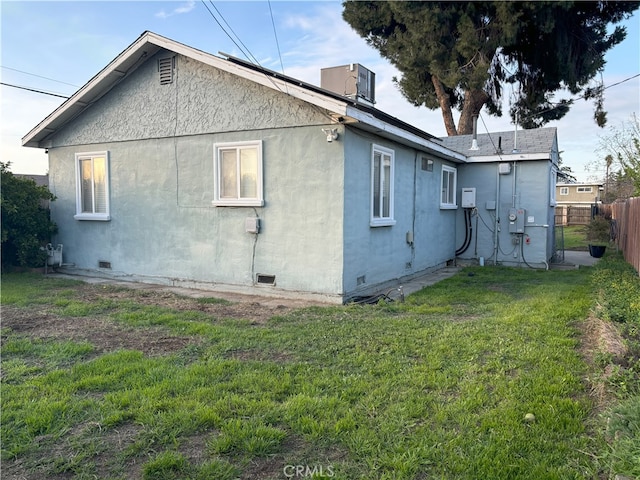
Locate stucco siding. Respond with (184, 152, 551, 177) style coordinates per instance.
(46, 56, 346, 299)
(51, 50, 330, 147)
(342, 128, 456, 297)
(457, 160, 553, 267)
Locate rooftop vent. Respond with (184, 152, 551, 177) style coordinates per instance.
(321, 64, 375, 105)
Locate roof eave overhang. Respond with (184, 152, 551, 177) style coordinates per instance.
(23, 33, 167, 148)
(464, 153, 552, 163)
(22, 30, 465, 165)
(22, 32, 355, 149)
(345, 106, 466, 162)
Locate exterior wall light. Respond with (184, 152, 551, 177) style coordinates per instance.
(322, 128, 339, 142)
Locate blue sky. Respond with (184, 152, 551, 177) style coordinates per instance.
(2, 1, 639, 182)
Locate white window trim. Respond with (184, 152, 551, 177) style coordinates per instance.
(550, 168, 558, 207)
(440, 165, 457, 209)
(212, 140, 264, 207)
(74, 151, 110, 221)
(577, 186, 593, 193)
(559, 187, 569, 195)
(370, 144, 396, 227)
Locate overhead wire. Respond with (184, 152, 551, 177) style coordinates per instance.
(511, 72, 640, 126)
(0, 82, 69, 98)
(1, 66, 81, 88)
(202, 0, 258, 65)
(268, 0, 286, 76)
(199, 0, 289, 97)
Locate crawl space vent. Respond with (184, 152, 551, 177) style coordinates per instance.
(256, 274, 276, 285)
(98, 261, 111, 269)
(158, 57, 175, 85)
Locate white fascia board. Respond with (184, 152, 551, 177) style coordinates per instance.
(23, 33, 161, 147)
(22, 31, 351, 148)
(345, 106, 467, 162)
(464, 153, 551, 162)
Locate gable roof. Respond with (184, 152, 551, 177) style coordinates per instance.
(439, 127, 558, 162)
(23, 31, 465, 162)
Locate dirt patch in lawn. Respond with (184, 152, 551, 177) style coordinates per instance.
(1, 282, 323, 480)
(1, 282, 302, 357)
(577, 314, 628, 411)
(1, 305, 197, 357)
(75, 283, 296, 324)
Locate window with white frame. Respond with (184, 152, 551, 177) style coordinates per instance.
(577, 186, 593, 193)
(370, 144, 395, 227)
(560, 187, 569, 195)
(440, 165, 457, 208)
(74, 151, 110, 221)
(213, 141, 263, 206)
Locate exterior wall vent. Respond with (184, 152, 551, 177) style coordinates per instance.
(256, 274, 276, 285)
(421, 156, 434, 172)
(98, 261, 112, 269)
(158, 57, 175, 85)
(320, 64, 375, 105)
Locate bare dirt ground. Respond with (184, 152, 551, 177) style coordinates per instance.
(1, 283, 325, 480)
(2, 284, 300, 356)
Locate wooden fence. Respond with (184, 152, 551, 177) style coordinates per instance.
(604, 197, 640, 275)
(555, 205, 592, 225)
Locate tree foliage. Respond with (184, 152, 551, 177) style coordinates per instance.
(1, 162, 57, 268)
(342, 1, 639, 135)
(596, 114, 640, 199)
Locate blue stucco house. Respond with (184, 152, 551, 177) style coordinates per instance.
(23, 32, 559, 303)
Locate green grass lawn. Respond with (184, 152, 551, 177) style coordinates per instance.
(557, 224, 589, 250)
(0, 268, 606, 479)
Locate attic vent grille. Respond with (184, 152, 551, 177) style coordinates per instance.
(158, 57, 174, 85)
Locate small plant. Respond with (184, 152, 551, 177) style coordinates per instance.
(586, 214, 611, 246)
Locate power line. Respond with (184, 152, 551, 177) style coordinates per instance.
(1, 66, 80, 88)
(198, 0, 288, 96)
(603, 72, 640, 91)
(0, 82, 69, 98)
(200, 0, 257, 65)
(517, 72, 640, 124)
(268, 0, 285, 75)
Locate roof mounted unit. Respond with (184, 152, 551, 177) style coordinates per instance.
(321, 64, 375, 105)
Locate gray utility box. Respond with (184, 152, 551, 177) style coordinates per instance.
(508, 208, 526, 233)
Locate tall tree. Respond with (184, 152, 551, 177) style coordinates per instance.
(595, 113, 640, 198)
(342, 1, 638, 135)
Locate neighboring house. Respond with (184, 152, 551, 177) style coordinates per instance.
(15, 174, 49, 187)
(556, 183, 602, 206)
(555, 183, 602, 225)
(23, 31, 559, 303)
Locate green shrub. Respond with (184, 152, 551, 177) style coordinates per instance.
(586, 214, 612, 245)
(1, 162, 57, 269)
(592, 254, 640, 325)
